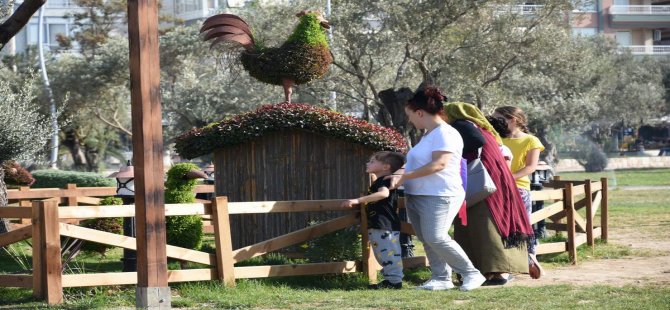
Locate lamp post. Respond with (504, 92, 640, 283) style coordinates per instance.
(530, 161, 552, 239)
(108, 160, 137, 272)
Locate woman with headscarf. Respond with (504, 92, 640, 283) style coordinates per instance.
(444, 102, 535, 285)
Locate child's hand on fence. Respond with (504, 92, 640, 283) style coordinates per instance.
(341, 199, 359, 208)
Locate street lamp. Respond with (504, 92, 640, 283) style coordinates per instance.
(203, 163, 215, 184)
(107, 160, 136, 272)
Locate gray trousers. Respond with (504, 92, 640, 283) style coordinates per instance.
(406, 194, 481, 281)
(369, 229, 403, 283)
(518, 188, 537, 255)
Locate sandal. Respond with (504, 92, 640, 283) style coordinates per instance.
(528, 255, 544, 279)
(483, 274, 513, 286)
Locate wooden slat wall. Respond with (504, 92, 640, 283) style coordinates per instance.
(214, 130, 374, 249)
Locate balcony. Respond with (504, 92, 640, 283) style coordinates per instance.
(621, 45, 670, 56)
(609, 5, 670, 28)
(496, 5, 545, 16)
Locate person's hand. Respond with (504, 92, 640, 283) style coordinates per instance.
(384, 174, 404, 190)
(341, 199, 359, 208)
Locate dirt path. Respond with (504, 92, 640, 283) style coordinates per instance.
(508, 228, 670, 287)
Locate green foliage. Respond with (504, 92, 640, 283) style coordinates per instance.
(165, 163, 204, 250)
(285, 12, 329, 47)
(175, 103, 408, 159)
(0, 68, 54, 163)
(241, 43, 332, 86)
(304, 223, 361, 263)
(80, 197, 123, 256)
(31, 169, 115, 188)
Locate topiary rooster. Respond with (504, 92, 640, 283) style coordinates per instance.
(165, 163, 208, 252)
(200, 10, 333, 103)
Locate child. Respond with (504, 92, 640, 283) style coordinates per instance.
(493, 106, 545, 279)
(341, 151, 405, 289)
(486, 115, 514, 167)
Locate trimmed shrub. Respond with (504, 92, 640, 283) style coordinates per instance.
(2, 160, 35, 187)
(165, 163, 204, 250)
(80, 197, 123, 256)
(573, 136, 609, 172)
(31, 169, 115, 188)
(304, 222, 361, 263)
(175, 103, 408, 159)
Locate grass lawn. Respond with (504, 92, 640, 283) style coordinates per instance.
(1, 170, 670, 309)
(556, 168, 670, 187)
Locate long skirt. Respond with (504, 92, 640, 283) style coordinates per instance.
(453, 200, 527, 275)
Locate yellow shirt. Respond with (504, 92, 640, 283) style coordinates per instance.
(503, 135, 544, 190)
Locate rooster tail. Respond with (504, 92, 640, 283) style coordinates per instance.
(200, 13, 255, 51)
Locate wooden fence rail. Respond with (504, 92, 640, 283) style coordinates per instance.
(0, 178, 607, 305)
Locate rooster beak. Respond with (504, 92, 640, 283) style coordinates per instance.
(320, 21, 330, 29)
(185, 169, 208, 180)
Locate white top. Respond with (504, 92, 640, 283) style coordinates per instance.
(404, 123, 464, 196)
(501, 145, 513, 161)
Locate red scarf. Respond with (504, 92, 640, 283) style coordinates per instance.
(479, 129, 535, 248)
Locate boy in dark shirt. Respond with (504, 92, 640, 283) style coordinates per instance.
(341, 151, 405, 289)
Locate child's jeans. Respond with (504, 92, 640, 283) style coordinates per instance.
(369, 229, 403, 283)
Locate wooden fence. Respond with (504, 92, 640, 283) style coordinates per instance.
(0, 179, 607, 305)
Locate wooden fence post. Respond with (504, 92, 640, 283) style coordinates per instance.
(600, 177, 608, 243)
(359, 204, 378, 283)
(19, 187, 31, 224)
(66, 184, 78, 206)
(564, 183, 577, 265)
(212, 196, 235, 287)
(31, 200, 62, 304)
(584, 179, 594, 247)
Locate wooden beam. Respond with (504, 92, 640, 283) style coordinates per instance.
(58, 205, 136, 219)
(529, 201, 563, 225)
(232, 214, 358, 263)
(359, 204, 377, 284)
(7, 187, 117, 200)
(0, 274, 32, 288)
(564, 183, 577, 264)
(584, 180, 594, 247)
(402, 256, 429, 269)
(400, 222, 416, 236)
(234, 262, 358, 278)
(0, 225, 32, 247)
(227, 200, 358, 214)
(591, 191, 602, 219)
(536, 242, 567, 255)
(128, 0, 168, 298)
(530, 188, 564, 201)
(62, 269, 218, 287)
(600, 177, 609, 243)
(59, 223, 215, 265)
(211, 197, 235, 287)
(0, 207, 31, 219)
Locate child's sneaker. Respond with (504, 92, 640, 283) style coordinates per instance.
(368, 280, 402, 290)
(459, 273, 486, 291)
(415, 279, 455, 290)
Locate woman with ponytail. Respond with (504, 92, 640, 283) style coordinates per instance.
(388, 86, 486, 292)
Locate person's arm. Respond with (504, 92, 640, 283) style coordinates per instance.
(513, 148, 541, 180)
(390, 151, 452, 189)
(341, 186, 390, 207)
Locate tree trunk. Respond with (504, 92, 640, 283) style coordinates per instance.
(378, 87, 421, 146)
(62, 129, 87, 170)
(0, 168, 10, 234)
(535, 125, 557, 166)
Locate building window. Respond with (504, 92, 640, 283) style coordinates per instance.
(26, 23, 69, 47)
(572, 27, 598, 36)
(573, 0, 597, 12)
(46, 0, 72, 8)
(176, 0, 202, 14)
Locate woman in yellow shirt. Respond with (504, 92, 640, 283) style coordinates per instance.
(494, 106, 545, 279)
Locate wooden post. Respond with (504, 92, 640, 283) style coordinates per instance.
(564, 183, 577, 264)
(66, 184, 78, 206)
(584, 179, 594, 247)
(212, 196, 235, 287)
(359, 204, 378, 283)
(31, 200, 62, 304)
(600, 177, 608, 243)
(19, 186, 31, 224)
(127, 0, 170, 308)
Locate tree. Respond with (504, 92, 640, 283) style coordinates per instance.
(0, 66, 54, 233)
(0, 0, 45, 50)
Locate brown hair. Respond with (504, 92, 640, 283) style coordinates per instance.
(406, 86, 447, 115)
(494, 105, 529, 133)
(372, 151, 405, 173)
(486, 115, 511, 138)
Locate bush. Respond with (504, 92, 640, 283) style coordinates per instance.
(31, 169, 115, 188)
(304, 222, 361, 263)
(165, 163, 204, 250)
(80, 197, 123, 256)
(573, 136, 609, 172)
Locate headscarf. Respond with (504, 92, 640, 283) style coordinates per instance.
(445, 102, 534, 248)
(443, 102, 502, 144)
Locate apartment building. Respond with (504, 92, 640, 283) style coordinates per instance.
(571, 0, 670, 56)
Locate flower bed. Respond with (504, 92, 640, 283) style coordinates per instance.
(175, 103, 408, 159)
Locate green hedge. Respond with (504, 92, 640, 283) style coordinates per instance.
(31, 169, 115, 188)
